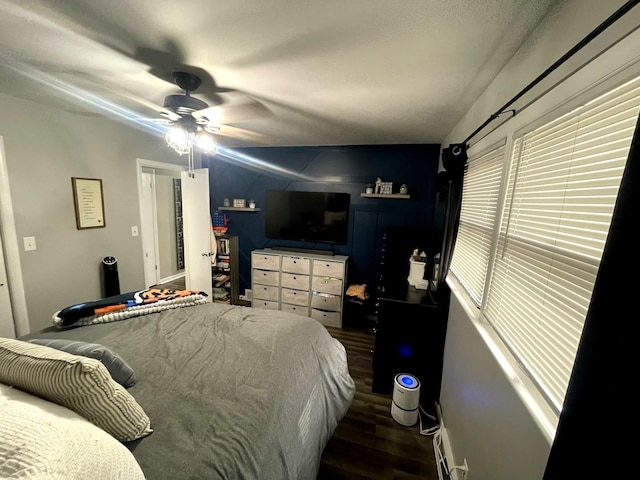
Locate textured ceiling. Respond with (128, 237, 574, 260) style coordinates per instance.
(0, 0, 559, 147)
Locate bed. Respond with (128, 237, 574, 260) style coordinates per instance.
(1, 290, 355, 480)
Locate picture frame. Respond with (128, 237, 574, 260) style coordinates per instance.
(233, 198, 246, 208)
(72, 177, 106, 229)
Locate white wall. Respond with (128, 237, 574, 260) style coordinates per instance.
(438, 1, 640, 479)
(0, 93, 184, 334)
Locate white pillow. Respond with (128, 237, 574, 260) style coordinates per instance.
(0, 338, 152, 442)
(0, 383, 145, 479)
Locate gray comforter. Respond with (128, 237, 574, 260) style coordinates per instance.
(22, 302, 355, 480)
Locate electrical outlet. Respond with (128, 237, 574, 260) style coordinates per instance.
(23, 236, 37, 251)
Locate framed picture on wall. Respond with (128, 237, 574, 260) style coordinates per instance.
(72, 177, 106, 229)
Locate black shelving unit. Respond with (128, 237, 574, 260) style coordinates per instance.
(212, 234, 240, 305)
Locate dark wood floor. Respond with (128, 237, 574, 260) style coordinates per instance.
(319, 326, 438, 480)
(156, 278, 438, 479)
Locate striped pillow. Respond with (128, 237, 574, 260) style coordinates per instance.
(0, 383, 146, 479)
(0, 337, 152, 442)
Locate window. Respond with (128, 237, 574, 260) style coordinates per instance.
(450, 75, 640, 412)
(449, 143, 505, 305)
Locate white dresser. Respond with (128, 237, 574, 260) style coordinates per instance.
(251, 249, 349, 328)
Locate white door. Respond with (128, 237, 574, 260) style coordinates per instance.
(0, 234, 15, 338)
(140, 170, 160, 287)
(181, 168, 213, 300)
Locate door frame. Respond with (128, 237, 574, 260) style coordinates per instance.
(0, 136, 29, 336)
(136, 158, 186, 288)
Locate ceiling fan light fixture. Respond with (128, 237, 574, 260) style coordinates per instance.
(196, 131, 217, 154)
(165, 126, 192, 155)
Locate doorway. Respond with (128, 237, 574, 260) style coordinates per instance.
(136, 159, 186, 288)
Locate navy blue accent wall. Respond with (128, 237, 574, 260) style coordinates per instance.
(204, 144, 441, 294)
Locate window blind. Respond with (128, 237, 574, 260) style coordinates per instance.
(450, 143, 505, 305)
(484, 76, 640, 412)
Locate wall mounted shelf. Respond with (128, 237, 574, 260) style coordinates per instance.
(360, 193, 410, 199)
(218, 207, 261, 212)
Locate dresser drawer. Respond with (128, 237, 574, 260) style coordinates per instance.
(253, 299, 279, 310)
(281, 272, 310, 290)
(281, 288, 309, 306)
(311, 276, 343, 296)
(311, 309, 341, 328)
(311, 292, 341, 312)
(253, 284, 279, 302)
(253, 269, 280, 287)
(252, 253, 280, 271)
(281, 256, 310, 275)
(312, 260, 345, 278)
(281, 303, 309, 317)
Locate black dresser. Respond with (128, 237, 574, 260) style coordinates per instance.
(371, 226, 449, 415)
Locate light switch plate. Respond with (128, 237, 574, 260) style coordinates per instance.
(131, 226, 139, 237)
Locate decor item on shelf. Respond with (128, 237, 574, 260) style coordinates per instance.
(365, 184, 374, 194)
(249, 199, 256, 209)
(233, 198, 246, 208)
(375, 177, 383, 194)
(223, 198, 230, 207)
(400, 184, 409, 195)
(212, 211, 228, 232)
(381, 181, 393, 194)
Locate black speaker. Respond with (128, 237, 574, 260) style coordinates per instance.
(442, 143, 468, 174)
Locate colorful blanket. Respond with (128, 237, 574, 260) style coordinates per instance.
(53, 288, 208, 329)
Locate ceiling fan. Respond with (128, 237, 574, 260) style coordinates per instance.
(154, 71, 271, 154)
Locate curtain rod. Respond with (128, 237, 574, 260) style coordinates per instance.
(462, 0, 640, 146)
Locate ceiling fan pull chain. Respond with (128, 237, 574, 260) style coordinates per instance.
(188, 148, 195, 178)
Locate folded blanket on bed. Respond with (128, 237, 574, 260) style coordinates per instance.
(53, 288, 208, 328)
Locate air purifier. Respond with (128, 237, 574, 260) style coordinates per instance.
(391, 373, 421, 426)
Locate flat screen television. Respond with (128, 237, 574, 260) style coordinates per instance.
(265, 190, 350, 245)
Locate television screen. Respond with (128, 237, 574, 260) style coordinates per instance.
(265, 190, 350, 245)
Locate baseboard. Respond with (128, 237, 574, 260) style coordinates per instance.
(159, 272, 185, 284)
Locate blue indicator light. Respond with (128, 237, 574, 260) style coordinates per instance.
(401, 376, 414, 387)
(397, 374, 418, 389)
(398, 344, 412, 358)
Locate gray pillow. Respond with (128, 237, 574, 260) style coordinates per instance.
(27, 339, 137, 388)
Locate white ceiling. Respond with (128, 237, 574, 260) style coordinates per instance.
(0, 0, 560, 147)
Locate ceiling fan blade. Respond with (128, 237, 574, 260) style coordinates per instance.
(192, 95, 271, 125)
(159, 108, 181, 122)
(211, 124, 272, 144)
(149, 117, 174, 125)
